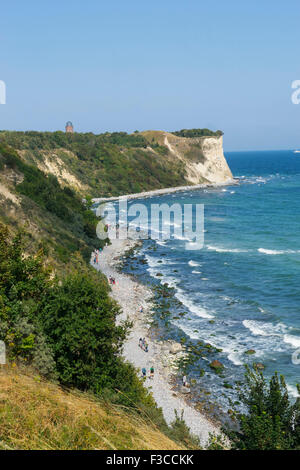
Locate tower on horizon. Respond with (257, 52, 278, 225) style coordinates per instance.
(65, 121, 74, 133)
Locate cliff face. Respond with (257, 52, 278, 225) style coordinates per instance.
(142, 131, 233, 185)
(188, 135, 233, 184)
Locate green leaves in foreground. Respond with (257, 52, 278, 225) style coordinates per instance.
(227, 365, 300, 450)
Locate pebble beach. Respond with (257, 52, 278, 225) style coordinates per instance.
(94, 238, 219, 446)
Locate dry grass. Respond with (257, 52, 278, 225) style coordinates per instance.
(0, 367, 186, 450)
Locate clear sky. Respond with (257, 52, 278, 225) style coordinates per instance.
(1, 0, 300, 150)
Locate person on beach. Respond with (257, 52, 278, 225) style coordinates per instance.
(150, 366, 154, 379)
(140, 306, 143, 313)
(139, 338, 143, 348)
(142, 367, 147, 379)
(182, 375, 187, 387)
(144, 342, 148, 353)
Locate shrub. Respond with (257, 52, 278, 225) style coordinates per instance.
(226, 365, 300, 450)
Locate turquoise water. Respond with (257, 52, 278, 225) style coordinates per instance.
(120, 150, 300, 408)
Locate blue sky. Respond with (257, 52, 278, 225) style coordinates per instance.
(0, 0, 300, 150)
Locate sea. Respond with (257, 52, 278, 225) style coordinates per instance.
(105, 150, 300, 412)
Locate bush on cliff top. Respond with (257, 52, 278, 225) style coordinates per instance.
(172, 128, 223, 138)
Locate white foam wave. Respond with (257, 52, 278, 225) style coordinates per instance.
(175, 289, 214, 319)
(173, 234, 189, 241)
(283, 334, 300, 349)
(206, 337, 244, 366)
(207, 245, 248, 253)
(287, 384, 300, 398)
(192, 270, 202, 274)
(145, 254, 165, 268)
(227, 352, 244, 366)
(188, 260, 201, 267)
(243, 320, 287, 337)
(162, 220, 181, 228)
(175, 322, 201, 340)
(258, 248, 300, 255)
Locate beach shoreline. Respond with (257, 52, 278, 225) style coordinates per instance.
(92, 178, 238, 204)
(93, 238, 220, 446)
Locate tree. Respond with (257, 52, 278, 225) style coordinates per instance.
(227, 365, 300, 450)
(39, 269, 129, 391)
(0, 224, 56, 376)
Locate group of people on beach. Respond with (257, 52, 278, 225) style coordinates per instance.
(93, 248, 102, 265)
(141, 366, 154, 380)
(139, 337, 148, 352)
(108, 275, 116, 285)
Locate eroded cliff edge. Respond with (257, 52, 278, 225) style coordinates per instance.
(142, 130, 233, 186)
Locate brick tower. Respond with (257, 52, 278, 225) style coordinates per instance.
(65, 121, 74, 133)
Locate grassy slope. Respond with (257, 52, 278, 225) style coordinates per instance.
(0, 367, 185, 450)
(0, 130, 211, 197)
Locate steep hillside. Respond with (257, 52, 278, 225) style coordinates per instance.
(0, 142, 105, 267)
(0, 129, 233, 198)
(0, 143, 201, 451)
(0, 367, 187, 450)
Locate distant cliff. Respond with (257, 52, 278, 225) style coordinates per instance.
(0, 129, 233, 198)
(142, 130, 233, 186)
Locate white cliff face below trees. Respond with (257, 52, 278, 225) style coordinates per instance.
(93, 133, 234, 205)
(195, 136, 233, 184)
(162, 132, 233, 185)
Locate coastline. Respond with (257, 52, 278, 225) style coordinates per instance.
(92, 178, 238, 204)
(94, 238, 220, 446)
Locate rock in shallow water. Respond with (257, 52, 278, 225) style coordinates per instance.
(169, 343, 184, 354)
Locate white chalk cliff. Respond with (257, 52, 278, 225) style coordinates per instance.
(142, 131, 233, 185)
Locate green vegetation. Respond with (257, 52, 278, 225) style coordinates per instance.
(0, 224, 200, 449)
(0, 130, 148, 151)
(2, 129, 299, 451)
(226, 365, 300, 450)
(0, 131, 187, 196)
(0, 225, 146, 405)
(0, 138, 202, 448)
(172, 128, 223, 138)
(0, 142, 106, 263)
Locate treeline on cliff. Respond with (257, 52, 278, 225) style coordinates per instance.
(172, 128, 223, 138)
